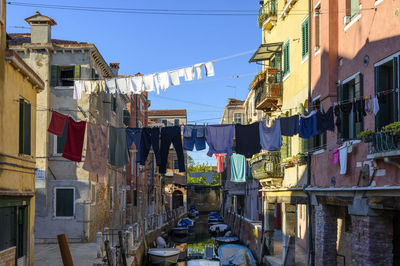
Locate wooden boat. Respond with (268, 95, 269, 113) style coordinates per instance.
(170, 226, 189, 236)
(148, 248, 181, 266)
(187, 259, 221, 266)
(217, 244, 257, 266)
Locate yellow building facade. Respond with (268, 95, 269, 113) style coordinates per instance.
(0, 1, 44, 264)
(248, 0, 311, 264)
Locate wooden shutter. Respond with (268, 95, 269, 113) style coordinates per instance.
(337, 83, 344, 140)
(19, 99, 24, 154)
(374, 66, 381, 130)
(354, 73, 363, 138)
(50, 65, 59, 87)
(74, 65, 81, 80)
(394, 56, 399, 122)
(24, 102, 31, 155)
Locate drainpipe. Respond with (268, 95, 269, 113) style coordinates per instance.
(306, 0, 315, 265)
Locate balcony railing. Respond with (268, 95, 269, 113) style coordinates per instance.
(254, 69, 282, 111)
(258, 0, 278, 29)
(249, 151, 283, 180)
(367, 132, 400, 159)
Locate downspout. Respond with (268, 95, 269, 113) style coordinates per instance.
(306, 0, 315, 265)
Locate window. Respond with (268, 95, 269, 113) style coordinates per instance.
(162, 120, 168, 126)
(281, 113, 292, 159)
(19, 99, 31, 155)
(109, 187, 114, 210)
(375, 56, 400, 130)
(173, 160, 179, 170)
(234, 113, 243, 124)
(301, 17, 309, 58)
(337, 73, 364, 140)
(346, 0, 360, 23)
(314, 4, 321, 50)
(311, 99, 327, 149)
(55, 188, 74, 217)
(54, 119, 68, 155)
(123, 110, 130, 127)
(283, 41, 290, 76)
(120, 189, 126, 210)
(133, 190, 137, 206)
(111, 95, 117, 113)
(0, 207, 16, 251)
(50, 65, 80, 87)
(174, 119, 180, 126)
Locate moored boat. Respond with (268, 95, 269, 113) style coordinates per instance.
(217, 244, 256, 266)
(187, 259, 221, 266)
(148, 248, 181, 266)
(170, 226, 189, 236)
(209, 224, 230, 237)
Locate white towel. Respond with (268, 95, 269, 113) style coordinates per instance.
(205, 61, 215, 77)
(169, 70, 181, 86)
(73, 80, 85, 100)
(195, 63, 203, 80)
(116, 78, 129, 94)
(154, 74, 160, 94)
(158, 72, 170, 91)
(373, 96, 380, 115)
(143, 75, 155, 92)
(178, 68, 185, 77)
(130, 76, 145, 94)
(184, 66, 195, 81)
(339, 142, 348, 175)
(106, 78, 117, 94)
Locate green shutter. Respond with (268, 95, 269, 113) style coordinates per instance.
(354, 73, 363, 137)
(283, 42, 290, 75)
(19, 99, 24, 154)
(299, 104, 308, 153)
(301, 18, 309, 58)
(74, 65, 81, 80)
(50, 65, 59, 87)
(337, 83, 344, 140)
(24, 102, 31, 155)
(394, 56, 399, 122)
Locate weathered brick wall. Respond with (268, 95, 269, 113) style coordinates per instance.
(0, 247, 16, 266)
(351, 214, 393, 266)
(314, 204, 337, 266)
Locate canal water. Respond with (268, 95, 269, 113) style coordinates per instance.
(169, 214, 216, 264)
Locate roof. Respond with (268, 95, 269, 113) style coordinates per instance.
(148, 109, 187, 117)
(7, 33, 88, 46)
(227, 98, 245, 105)
(25, 12, 56, 26)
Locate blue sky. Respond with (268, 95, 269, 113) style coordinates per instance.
(7, 1, 262, 165)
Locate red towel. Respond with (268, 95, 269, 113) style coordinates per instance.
(48, 111, 68, 136)
(62, 118, 87, 162)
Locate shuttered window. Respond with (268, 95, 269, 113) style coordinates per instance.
(314, 5, 321, 49)
(19, 99, 31, 155)
(50, 65, 59, 87)
(55, 188, 74, 217)
(346, 0, 360, 21)
(301, 17, 309, 58)
(50, 65, 80, 87)
(56, 119, 68, 154)
(280, 113, 292, 160)
(283, 41, 290, 76)
(111, 95, 117, 113)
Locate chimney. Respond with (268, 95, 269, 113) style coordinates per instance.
(25, 11, 56, 43)
(109, 62, 120, 77)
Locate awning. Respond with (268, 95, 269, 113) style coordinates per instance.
(248, 42, 283, 63)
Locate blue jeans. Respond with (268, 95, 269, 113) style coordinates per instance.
(183, 125, 206, 151)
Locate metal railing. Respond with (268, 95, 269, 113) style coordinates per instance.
(249, 151, 283, 179)
(258, 0, 277, 28)
(368, 132, 399, 154)
(254, 71, 282, 109)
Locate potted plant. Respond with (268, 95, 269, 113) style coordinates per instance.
(281, 157, 294, 168)
(250, 71, 266, 89)
(295, 153, 307, 164)
(267, 68, 278, 75)
(382, 122, 400, 136)
(359, 130, 375, 143)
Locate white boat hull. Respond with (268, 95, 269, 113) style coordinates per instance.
(148, 248, 180, 266)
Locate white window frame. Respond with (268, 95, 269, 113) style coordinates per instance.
(233, 113, 243, 124)
(54, 187, 76, 219)
(53, 135, 64, 156)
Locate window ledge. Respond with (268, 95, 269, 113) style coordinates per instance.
(344, 13, 362, 32)
(374, 0, 384, 6)
(282, 72, 291, 82)
(301, 55, 309, 65)
(53, 86, 74, 90)
(53, 216, 75, 220)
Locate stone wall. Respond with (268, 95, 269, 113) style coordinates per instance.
(187, 187, 220, 212)
(0, 247, 16, 266)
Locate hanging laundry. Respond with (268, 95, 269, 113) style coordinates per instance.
(205, 124, 235, 157)
(372, 96, 380, 115)
(205, 175, 214, 184)
(48, 111, 68, 136)
(62, 118, 87, 162)
(230, 153, 246, 183)
(365, 97, 373, 114)
(280, 115, 299, 137)
(108, 126, 130, 168)
(178, 68, 185, 77)
(316, 107, 335, 133)
(97, 80, 107, 93)
(378, 93, 387, 104)
(106, 78, 117, 94)
(140, 127, 161, 166)
(215, 153, 226, 173)
(205, 61, 215, 77)
(153, 74, 160, 94)
(338, 142, 348, 175)
(235, 122, 261, 158)
(73, 80, 85, 100)
(183, 125, 206, 151)
(116, 77, 130, 94)
(158, 72, 170, 91)
(159, 126, 185, 174)
(339, 102, 353, 116)
(334, 105, 341, 132)
(354, 99, 366, 123)
(143, 75, 155, 92)
(331, 148, 339, 164)
(83, 123, 109, 176)
(195, 63, 203, 80)
(347, 142, 353, 153)
(184, 66, 195, 81)
(129, 76, 145, 94)
(299, 111, 318, 139)
(259, 120, 282, 151)
(126, 128, 143, 163)
(168, 70, 181, 86)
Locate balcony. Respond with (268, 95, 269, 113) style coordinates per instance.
(249, 151, 283, 187)
(367, 132, 400, 164)
(258, 0, 278, 31)
(254, 69, 282, 112)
